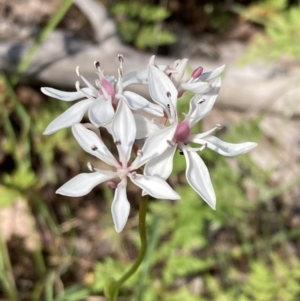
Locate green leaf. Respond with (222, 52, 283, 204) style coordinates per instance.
(0, 186, 20, 208)
(136, 26, 176, 49)
(140, 5, 171, 22)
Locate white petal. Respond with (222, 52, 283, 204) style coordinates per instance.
(187, 77, 221, 127)
(134, 114, 163, 139)
(188, 125, 220, 140)
(122, 69, 148, 87)
(41, 87, 94, 101)
(72, 123, 119, 167)
(80, 75, 99, 96)
(183, 148, 216, 209)
(144, 145, 176, 179)
(148, 65, 178, 120)
(199, 65, 225, 81)
(43, 99, 93, 135)
(111, 181, 131, 233)
(191, 135, 258, 156)
(136, 123, 177, 168)
(130, 174, 180, 200)
(56, 172, 115, 196)
(171, 58, 188, 85)
(112, 100, 136, 164)
(123, 91, 164, 117)
(157, 65, 169, 72)
(88, 96, 114, 127)
(180, 81, 211, 94)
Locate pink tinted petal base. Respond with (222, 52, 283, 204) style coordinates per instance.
(174, 120, 191, 143)
(100, 77, 116, 100)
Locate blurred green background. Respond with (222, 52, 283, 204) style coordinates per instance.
(1, 0, 300, 300)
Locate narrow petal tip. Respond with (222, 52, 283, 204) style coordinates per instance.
(210, 202, 216, 210)
(43, 129, 52, 135)
(249, 142, 258, 150)
(149, 55, 156, 66)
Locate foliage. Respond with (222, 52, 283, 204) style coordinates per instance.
(236, 0, 300, 62)
(201, 3, 233, 32)
(0, 2, 82, 298)
(234, 0, 287, 25)
(206, 254, 300, 301)
(111, 2, 176, 50)
(0, 71, 85, 300)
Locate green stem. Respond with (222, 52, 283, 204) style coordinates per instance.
(117, 195, 148, 286)
(104, 195, 148, 301)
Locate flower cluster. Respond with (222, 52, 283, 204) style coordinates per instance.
(42, 55, 257, 232)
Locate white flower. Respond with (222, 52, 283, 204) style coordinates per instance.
(42, 55, 163, 135)
(150, 56, 225, 97)
(144, 66, 257, 209)
(123, 56, 225, 100)
(56, 101, 179, 232)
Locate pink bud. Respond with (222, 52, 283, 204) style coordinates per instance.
(191, 66, 203, 79)
(174, 120, 190, 143)
(107, 181, 117, 189)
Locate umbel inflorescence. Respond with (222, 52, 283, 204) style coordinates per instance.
(42, 55, 257, 233)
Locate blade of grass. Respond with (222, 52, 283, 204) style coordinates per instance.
(1, 72, 31, 163)
(54, 285, 90, 301)
(0, 273, 18, 301)
(0, 228, 18, 301)
(32, 193, 61, 237)
(1, 108, 18, 155)
(0, 75, 18, 153)
(60, 202, 77, 257)
(11, 0, 74, 86)
(33, 247, 47, 276)
(32, 275, 49, 301)
(45, 271, 56, 301)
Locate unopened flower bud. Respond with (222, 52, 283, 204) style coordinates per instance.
(191, 66, 203, 79)
(107, 181, 117, 189)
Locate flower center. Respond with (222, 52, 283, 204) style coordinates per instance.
(117, 166, 130, 180)
(173, 120, 190, 143)
(99, 78, 116, 100)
